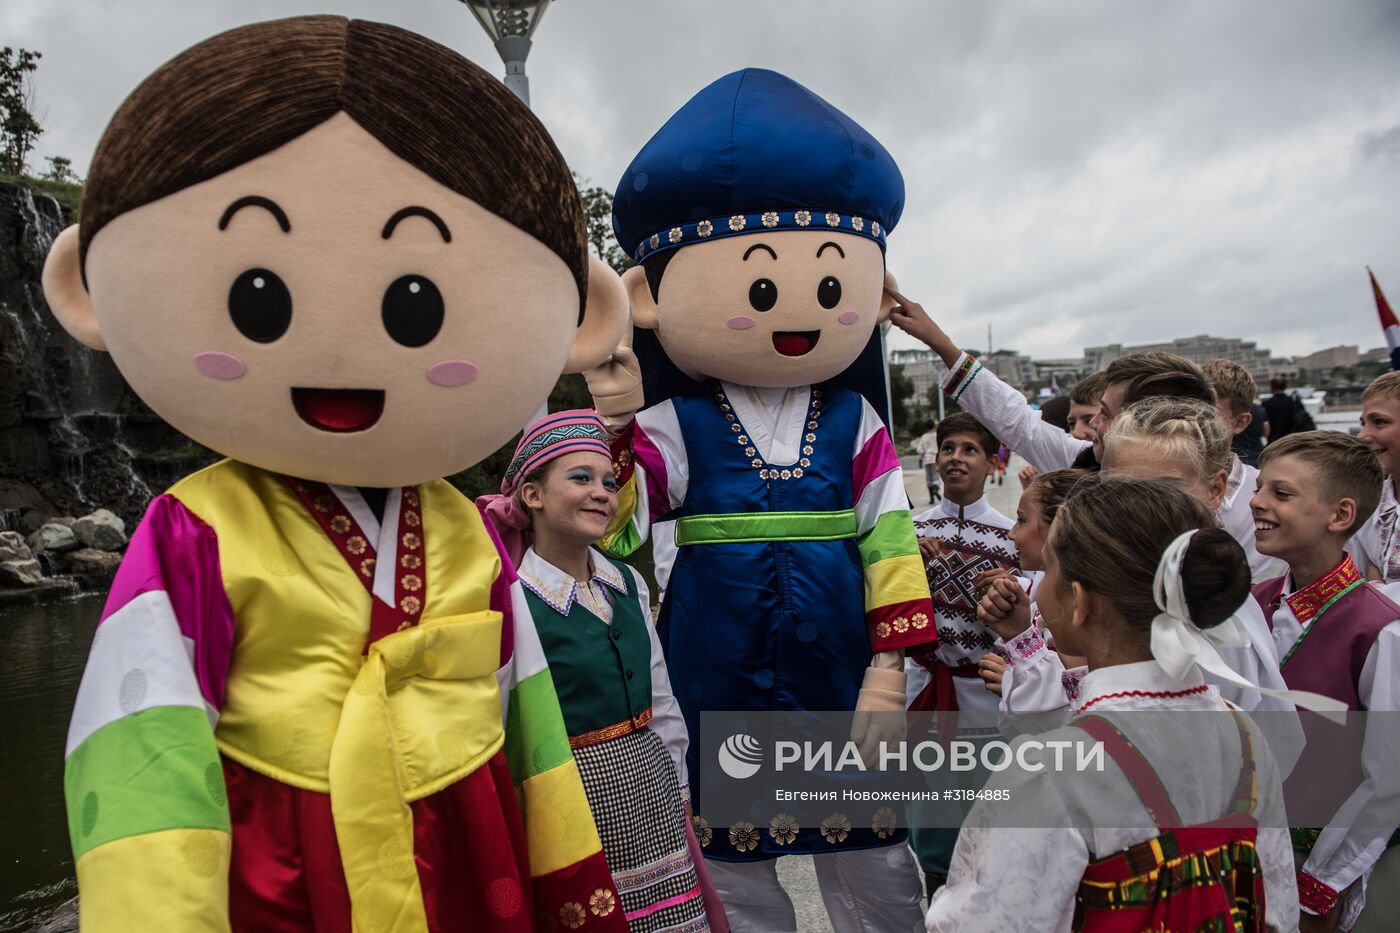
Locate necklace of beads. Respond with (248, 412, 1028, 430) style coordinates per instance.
(713, 384, 822, 481)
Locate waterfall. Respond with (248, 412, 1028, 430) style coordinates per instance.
(0, 180, 217, 529)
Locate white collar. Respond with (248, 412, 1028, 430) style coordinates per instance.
(329, 485, 403, 607)
(1220, 455, 1250, 510)
(1073, 660, 1209, 714)
(518, 546, 627, 617)
(932, 494, 993, 522)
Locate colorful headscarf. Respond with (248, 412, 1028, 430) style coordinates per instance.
(476, 409, 612, 567)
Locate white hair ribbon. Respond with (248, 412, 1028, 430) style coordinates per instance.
(1150, 530, 1347, 721)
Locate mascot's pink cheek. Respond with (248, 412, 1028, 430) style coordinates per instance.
(726, 316, 756, 330)
(427, 360, 480, 387)
(838, 311, 860, 325)
(194, 352, 246, 380)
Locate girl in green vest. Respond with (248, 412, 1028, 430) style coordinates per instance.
(479, 409, 726, 932)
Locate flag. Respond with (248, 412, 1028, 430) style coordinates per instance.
(1371, 267, 1400, 371)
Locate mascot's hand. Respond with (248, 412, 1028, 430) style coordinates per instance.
(850, 665, 907, 768)
(584, 338, 644, 426)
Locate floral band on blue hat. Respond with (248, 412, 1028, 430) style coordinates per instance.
(631, 207, 888, 264)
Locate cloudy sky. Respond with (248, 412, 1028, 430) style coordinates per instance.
(5, 0, 1398, 360)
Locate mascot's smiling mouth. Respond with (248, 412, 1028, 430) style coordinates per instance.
(772, 331, 821, 357)
(292, 388, 386, 433)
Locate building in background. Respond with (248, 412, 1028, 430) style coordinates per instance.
(1033, 357, 1086, 385)
(889, 349, 946, 408)
(981, 350, 1035, 389)
(1294, 345, 1361, 371)
(1085, 335, 1275, 380)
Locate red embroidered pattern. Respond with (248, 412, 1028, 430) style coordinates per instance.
(1076, 684, 1210, 714)
(1286, 555, 1361, 624)
(1005, 626, 1045, 665)
(283, 478, 426, 647)
(1297, 869, 1339, 916)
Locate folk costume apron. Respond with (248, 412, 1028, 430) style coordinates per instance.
(1071, 712, 1266, 932)
(522, 557, 711, 932)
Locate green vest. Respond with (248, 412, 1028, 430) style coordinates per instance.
(522, 560, 654, 743)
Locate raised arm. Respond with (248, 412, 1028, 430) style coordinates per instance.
(887, 290, 1090, 472)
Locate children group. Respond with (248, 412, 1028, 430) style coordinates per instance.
(39, 14, 1395, 933)
(895, 297, 1400, 933)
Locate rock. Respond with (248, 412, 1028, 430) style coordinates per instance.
(0, 558, 43, 586)
(32, 895, 79, 932)
(27, 523, 79, 553)
(74, 508, 127, 550)
(65, 547, 123, 581)
(48, 515, 77, 528)
(0, 530, 30, 562)
(0, 576, 79, 607)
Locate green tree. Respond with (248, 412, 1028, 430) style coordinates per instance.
(0, 48, 43, 175)
(42, 154, 79, 184)
(889, 363, 915, 437)
(574, 173, 631, 276)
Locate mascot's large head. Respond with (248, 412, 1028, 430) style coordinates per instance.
(41, 15, 627, 488)
(613, 68, 903, 390)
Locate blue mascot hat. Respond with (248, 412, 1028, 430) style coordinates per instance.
(613, 68, 904, 264)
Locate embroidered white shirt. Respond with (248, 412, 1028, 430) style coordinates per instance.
(939, 352, 1090, 472)
(1349, 479, 1400, 583)
(907, 495, 1017, 723)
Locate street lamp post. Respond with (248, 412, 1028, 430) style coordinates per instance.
(454, 0, 554, 107)
(455, 1, 557, 425)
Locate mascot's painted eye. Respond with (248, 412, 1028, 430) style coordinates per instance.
(228, 268, 292, 343)
(748, 278, 778, 313)
(817, 276, 842, 309)
(382, 275, 445, 347)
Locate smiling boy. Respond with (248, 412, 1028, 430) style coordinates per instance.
(907, 411, 1019, 891)
(1250, 431, 1400, 930)
(1350, 371, 1400, 582)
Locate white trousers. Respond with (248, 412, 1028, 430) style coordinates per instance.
(706, 844, 925, 933)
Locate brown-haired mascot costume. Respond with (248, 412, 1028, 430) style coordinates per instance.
(41, 16, 630, 933)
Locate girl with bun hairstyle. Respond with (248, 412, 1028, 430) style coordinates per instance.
(926, 477, 1299, 931)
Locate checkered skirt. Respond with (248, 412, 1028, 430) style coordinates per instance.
(573, 727, 709, 932)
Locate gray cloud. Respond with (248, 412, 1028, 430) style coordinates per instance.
(4, 0, 1398, 360)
